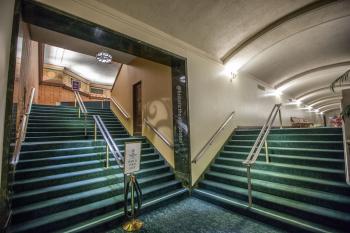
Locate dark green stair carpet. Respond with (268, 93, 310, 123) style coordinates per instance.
(107, 197, 284, 233)
(194, 127, 350, 233)
(8, 104, 187, 233)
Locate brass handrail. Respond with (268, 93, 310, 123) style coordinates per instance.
(192, 111, 235, 164)
(243, 104, 282, 207)
(144, 118, 174, 149)
(110, 97, 130, 120)
(74, 91, 88, 136)
(93, 115, 124, 168)
(11, 87, 35, 167)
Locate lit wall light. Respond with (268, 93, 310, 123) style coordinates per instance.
(230, 71, 238, 82)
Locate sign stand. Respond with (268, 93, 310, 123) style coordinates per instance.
(122, 142, 143, 232)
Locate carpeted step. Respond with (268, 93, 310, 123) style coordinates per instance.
(18, 146, 154, 160)
(59, 188, 188, 233)
(14, 158, 164, 180)
(12, 165, 170, 193)
(219, 151, 344, 169)
(228, 140, 343, 150)
(198, 180, 350, 230)
(17, 152, 159, 169)
(18, 138, 146, 151)
(204, 171, 350, 212)
(12, 172, 175, 208)
(24, 133, 130, 142)
(224, 145, 344, 159)
(9, 181, 184, 233)
(193, 189, 343, 233)
(232, 133, 343, 141)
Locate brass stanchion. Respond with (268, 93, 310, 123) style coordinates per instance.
(123, 174, 143, 231)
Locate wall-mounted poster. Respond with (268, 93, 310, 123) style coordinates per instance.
(72, 80, 80, 91)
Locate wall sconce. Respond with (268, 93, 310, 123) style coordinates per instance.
(230, 72, 237, 82)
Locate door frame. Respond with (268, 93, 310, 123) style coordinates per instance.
(3, 0, 192, 185)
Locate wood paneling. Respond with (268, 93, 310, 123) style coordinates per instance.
(38, 84, 102, 105)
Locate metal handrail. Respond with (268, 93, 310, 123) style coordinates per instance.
(144, 118, 174, 149)
(74, 91, 88, 136)
(243, 104, 282, 207)
(93, 115, 124, 168)
(192, 111, 235, 164)
(342, 119, 350, 185)
(11, 87, 35, 166)
(110, 96, 130, 120)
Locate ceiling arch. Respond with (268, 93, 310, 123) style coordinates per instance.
(323, 107, 341, 113)
(318, 103, 341, 112)
(309, 96, 342, 107)
(274, 61, 350, 90)
(313, 99, 341, 109)
(296, 84, 350, 104)
(92, 0, 350, 110)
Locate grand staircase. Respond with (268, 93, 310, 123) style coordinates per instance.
(9, 104, 187, 233)
(194, 127, 350, 233)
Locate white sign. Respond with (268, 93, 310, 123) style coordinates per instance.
(124, 142, 142, 174)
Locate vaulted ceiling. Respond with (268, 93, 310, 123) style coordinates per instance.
(96, 0, 350, 113)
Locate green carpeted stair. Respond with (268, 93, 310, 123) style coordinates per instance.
(8, 104, 187, 233)
(193, 127, 350, 233)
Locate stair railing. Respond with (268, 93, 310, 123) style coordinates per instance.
(243, 104, 282, 207)
(144, 118, 174, 149)
(93, 115, 124, 168)
(92, 115, 143, 222)
(74, 91, 88, 136)
(11, 87, 35, 167)
(192, 111, 235, 164)
(341, 118, 350, 185)
(110, 96, 130, 120)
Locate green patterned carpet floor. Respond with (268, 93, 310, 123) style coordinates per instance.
(109, 197, 285, 233)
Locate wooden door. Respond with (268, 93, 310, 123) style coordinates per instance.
(133, 82, 142, 135)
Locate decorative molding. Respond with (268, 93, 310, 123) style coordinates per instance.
(309, 95, 342, 107)
(222, 0, 338, 63)
(274, 61, 350, 89)
(323, 107, 340, 113)
(296, 84, 350, 100)
(318, 102, 341, 111)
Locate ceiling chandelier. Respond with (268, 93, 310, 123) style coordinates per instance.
(96, 51, 112, 64)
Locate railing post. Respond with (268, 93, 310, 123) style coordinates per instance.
(74, 97, 77, 108)
(94, 122, 97, 141)
(279, 108, 282, 129)
(265, 140, 269, 163)
(84, 116, 86, 136)
(247, 165, 253, 207)
(78, 108, 81, 118)
(106, 145, 109, 168)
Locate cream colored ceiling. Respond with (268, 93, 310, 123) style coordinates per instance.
(97, 0, 313, 60)
(30, 25, 136, 85)
(44, 44, 121, 85)
(40, 0, 350, 112)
